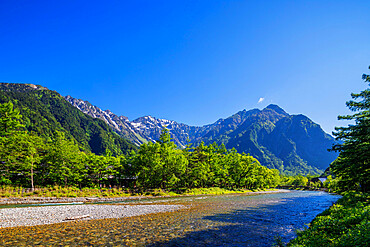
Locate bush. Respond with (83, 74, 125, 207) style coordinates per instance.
(288, 192, 370, 246)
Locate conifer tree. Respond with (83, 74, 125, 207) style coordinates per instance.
(331, 66, 370, 192)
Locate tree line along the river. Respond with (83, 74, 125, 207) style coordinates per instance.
(2, 62, 369, 195)
(0, 101, 281, 191)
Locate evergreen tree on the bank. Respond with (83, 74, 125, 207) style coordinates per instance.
(331, 66, 370, 192)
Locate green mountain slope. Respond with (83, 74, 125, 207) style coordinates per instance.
(201, 105, 337, 175)
(0, 83, 136, 155)
(66, 92, 338, 175)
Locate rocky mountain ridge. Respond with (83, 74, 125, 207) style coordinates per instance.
(65, 95, 146, 146)
(65, 95, 338, 175)
(0, 83, 137, 156)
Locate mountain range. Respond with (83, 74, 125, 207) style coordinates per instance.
(0, 83, 137, 156)
(65, 95, 338, 175)
(0, 82, 338, 175)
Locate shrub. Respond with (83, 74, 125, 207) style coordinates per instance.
(288, 192, 370, 246)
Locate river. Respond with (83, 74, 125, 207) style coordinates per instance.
(0, 190, 340, 246)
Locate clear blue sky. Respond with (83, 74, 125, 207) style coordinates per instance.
(1, 0, 369, 134)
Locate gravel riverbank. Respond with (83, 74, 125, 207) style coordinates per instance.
(0, 189, 292, 205)
(0, 204, 184, 228)
(0, 196, 145, 205)
(0, 190, 291, 229)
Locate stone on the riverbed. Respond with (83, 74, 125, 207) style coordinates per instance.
(0, 204, 184, 228)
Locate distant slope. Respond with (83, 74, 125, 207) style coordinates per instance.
(0, 83, 136, 155)
(65, 96, 215, 148)
(131, 116, 210, 148)
(65, 94, 337, 175)
(65, 95, 146, 146)
(131, 105, 338, 175)
(217, 105, 338, 174)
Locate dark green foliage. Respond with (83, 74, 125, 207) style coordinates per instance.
(0, 103, 280, 191)
(288, 192, 370, 247)
(286, 67, 370, 247)
(133, 129, 280, 190)
(330, 67, 370, 193)
(279, 174, 309, 187)
(194, 105, 337, 175)
(134, 128, 188, 189)
(196, 105, 337, 175)
(0, 83, 136, 156)
(0, 101, 25, 137)
(115, 102, 337, 175)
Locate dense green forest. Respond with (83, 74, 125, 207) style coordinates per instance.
(0, 83, 137, 156)
(0, 101, 280, 191)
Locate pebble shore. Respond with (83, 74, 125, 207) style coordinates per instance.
(0, 204, 184, 228)
(0, 190, 291, 205)
(0, 190, 291, 229)
(0, 196, 146, 205)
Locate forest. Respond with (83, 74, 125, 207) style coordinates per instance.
(0, 101, 280, 192)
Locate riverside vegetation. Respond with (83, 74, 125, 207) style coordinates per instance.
(1, 67, 370, 246)
(0, 101, 280, 193)
(274, 67, 370, 246)
(1, 83, 338, 176)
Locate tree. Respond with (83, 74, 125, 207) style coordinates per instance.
(330, 66, 370, 192)
(0, 102, 27, 185)
(14, 132, 45, 191)
(186, 142, 211, 188)
(0, 101, 24, 137)
(134, 128, 187, 189)
(44, 131, 82, 186)
(228, 151, 260, 188)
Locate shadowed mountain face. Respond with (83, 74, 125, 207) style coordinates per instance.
(66, 94, 338, 175)
(192, 105, 338, 174)
(0, 82, 338, 174)
(0, 83, 137, 156)
(64, 95, 146, 146)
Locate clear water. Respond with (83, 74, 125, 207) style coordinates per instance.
(0, 191, 340, 246)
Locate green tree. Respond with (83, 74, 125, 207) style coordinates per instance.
(330, 66, 370, 192)
(0, 101, 24, 137)
(14, 132, 45, 191)
(186, 142, 212, 188)
(291, 174, 308, 187)
(0, 102, 27, 185)
(134, 128, 187, 189)
(228, 151, 261, 188)
(44, 131, 83, 186)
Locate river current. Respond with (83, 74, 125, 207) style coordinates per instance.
(0, 190, 340, 246)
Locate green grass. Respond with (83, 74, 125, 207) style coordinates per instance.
(0, 185, 277, 198)
(0, 185, 132, 198)
(287, 191, 370, 247)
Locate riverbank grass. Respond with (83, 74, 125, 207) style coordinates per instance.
(287, 191, 370, 246)
(0, 185, 133, 198)
(0, 185, 276, 198)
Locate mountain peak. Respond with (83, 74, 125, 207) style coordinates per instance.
(264, 104, 288, 115)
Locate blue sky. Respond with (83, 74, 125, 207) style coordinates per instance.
(1, 1, 369, 134)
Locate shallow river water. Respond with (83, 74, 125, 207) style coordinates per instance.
(0, 191, 340, 246)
